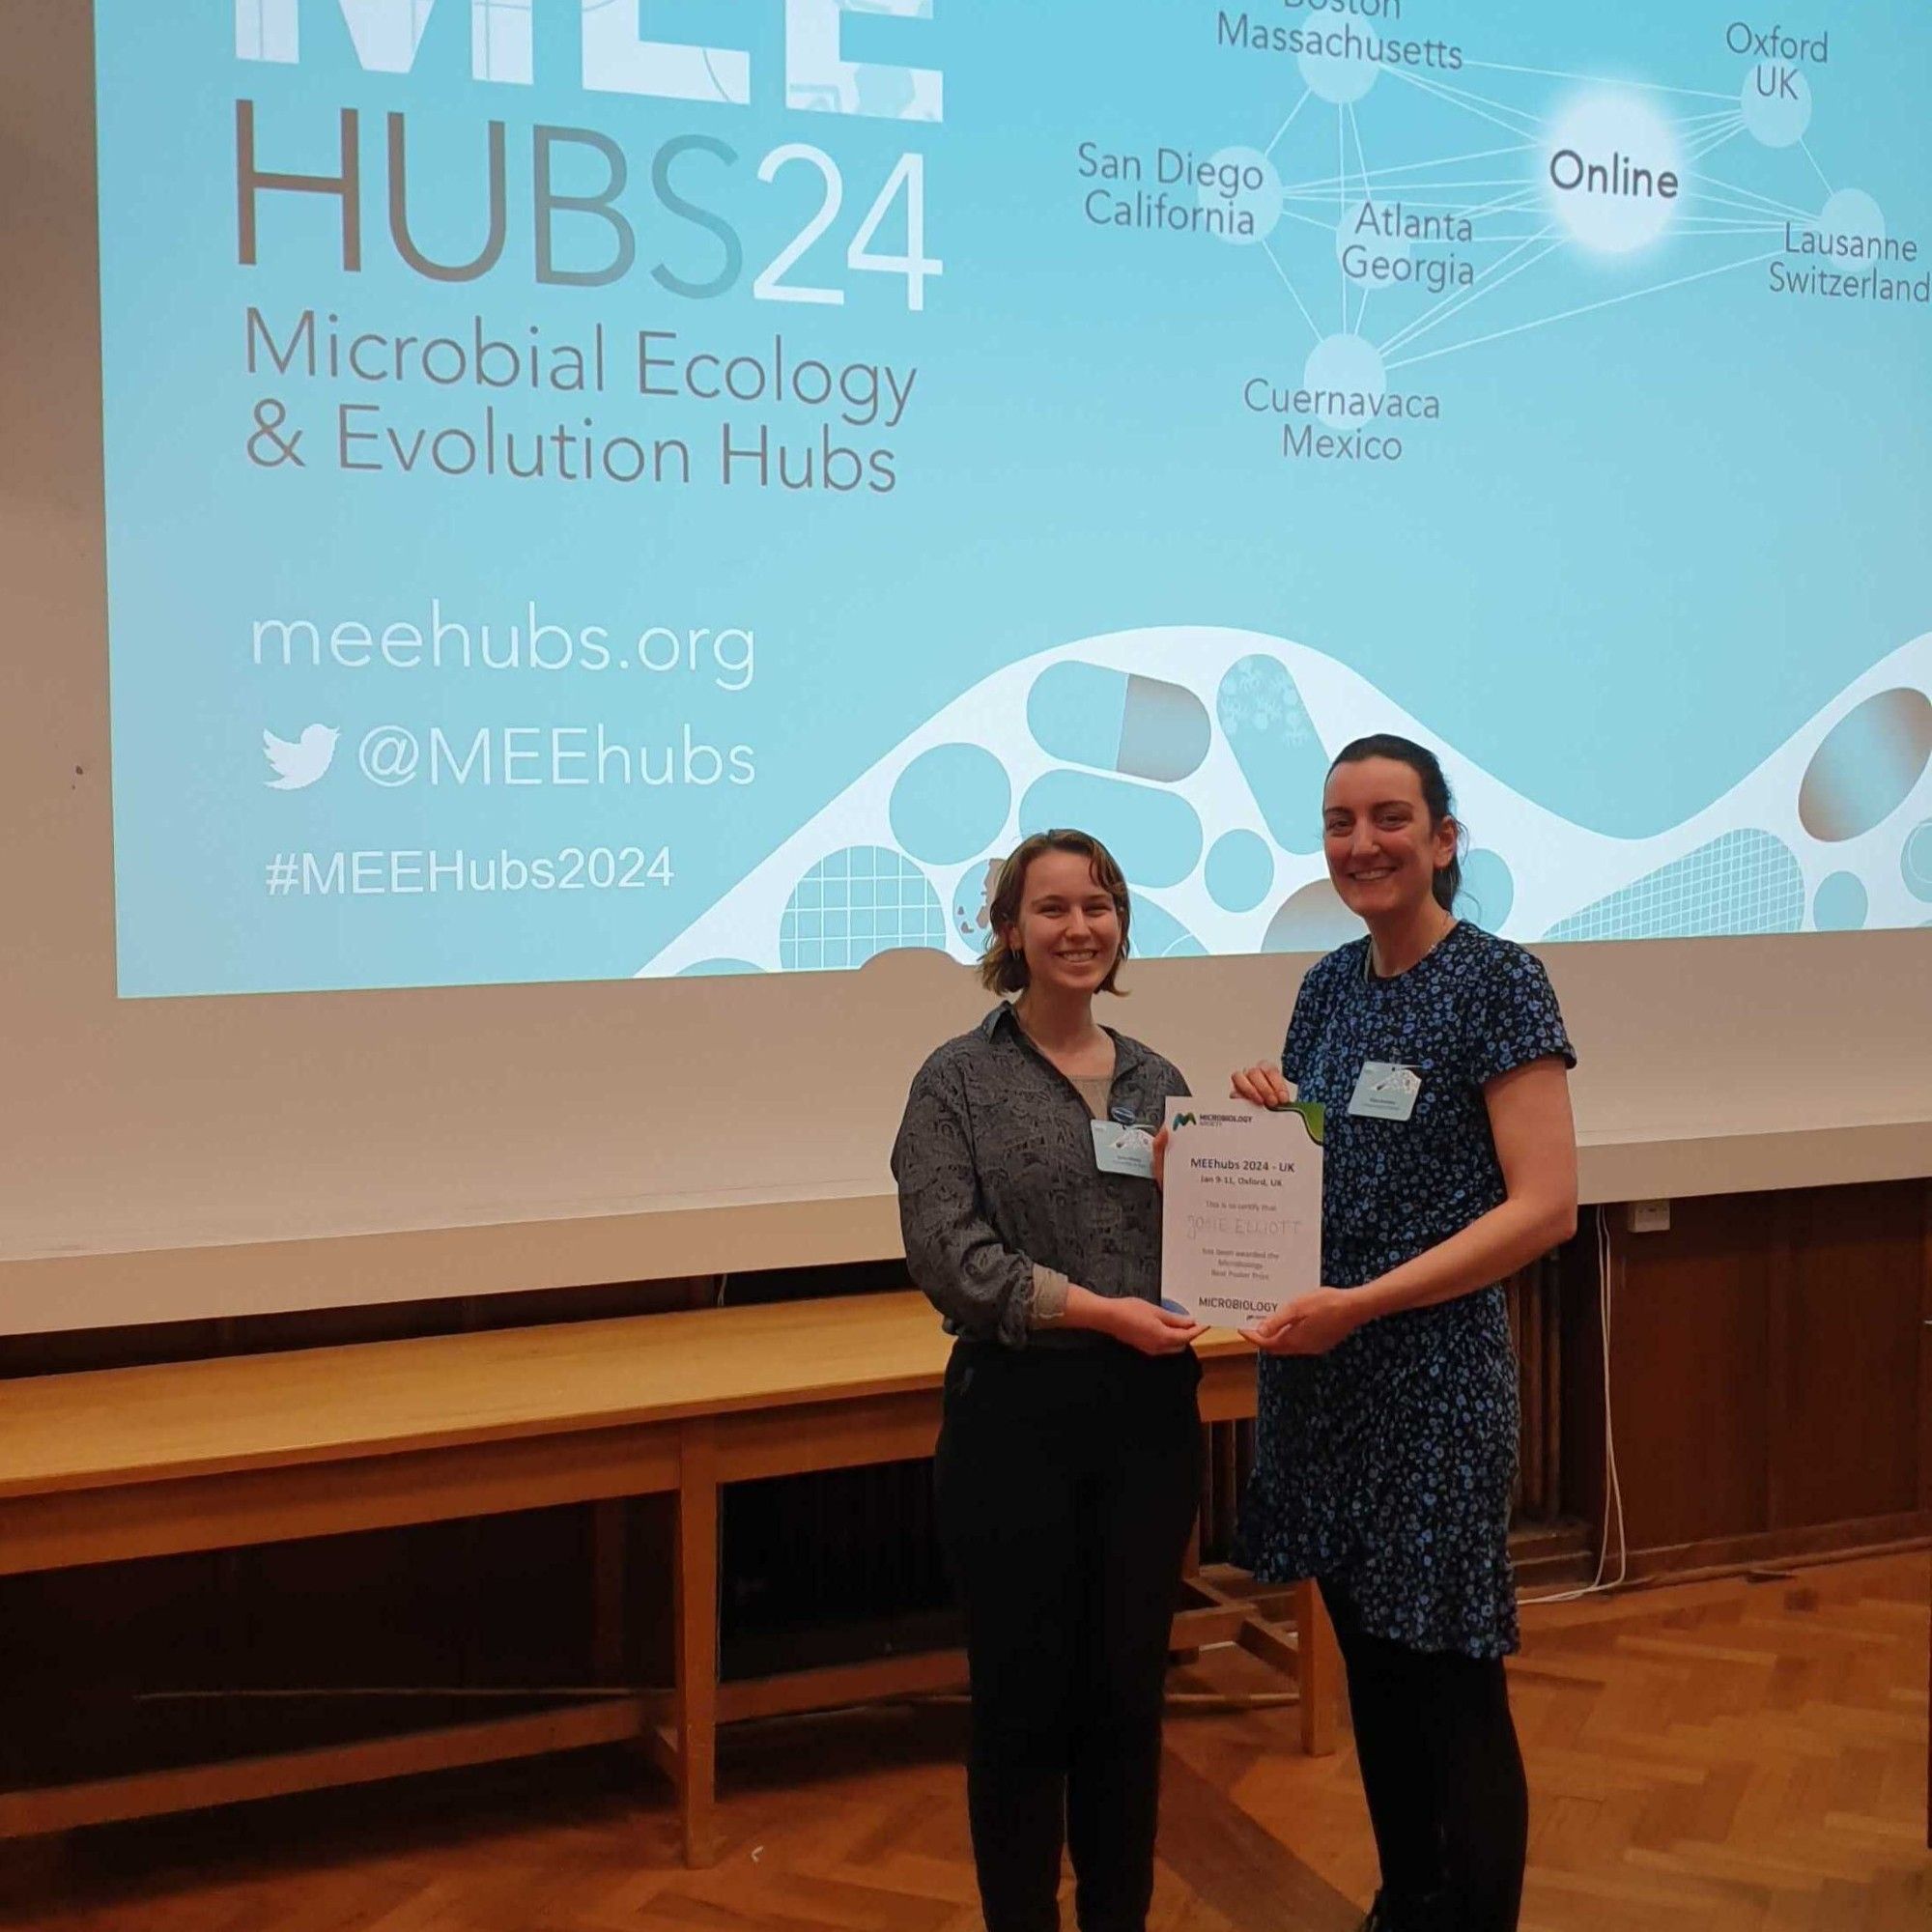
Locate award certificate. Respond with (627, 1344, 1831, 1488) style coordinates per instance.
(1160, 1098, 1324, 1327)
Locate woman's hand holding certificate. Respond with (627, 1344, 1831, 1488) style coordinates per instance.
(1238, 1286, 1365, 1356)
(1231, 1063, 1294, 1110)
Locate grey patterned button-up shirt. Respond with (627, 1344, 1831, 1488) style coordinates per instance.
(891, 1004, 1191, 1350)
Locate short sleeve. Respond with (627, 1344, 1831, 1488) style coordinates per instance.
(1466, 945, 1577, 1088)
(1280, 953, 1338, 1086)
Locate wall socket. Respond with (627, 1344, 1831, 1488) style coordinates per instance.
(1627, 1200, 1672, 1235)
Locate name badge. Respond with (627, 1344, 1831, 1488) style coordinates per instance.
(1348, 1061, 1421, 1121)
(1092, 1120, 1155, 1178)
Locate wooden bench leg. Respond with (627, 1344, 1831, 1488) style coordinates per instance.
(674, 1421, 721, 1867)
(1293, 1579, 1339, 1757)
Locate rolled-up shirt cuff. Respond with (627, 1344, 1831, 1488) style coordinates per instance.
(1030, 1264, 1071, 1326)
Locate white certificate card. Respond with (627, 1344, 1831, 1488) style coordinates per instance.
(1160, 1098, 1324, 1326)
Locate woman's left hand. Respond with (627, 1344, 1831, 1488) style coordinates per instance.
(1239, 1288, 1365, 1355)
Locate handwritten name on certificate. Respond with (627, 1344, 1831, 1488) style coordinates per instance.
(1159, 1098, 1324, 1326)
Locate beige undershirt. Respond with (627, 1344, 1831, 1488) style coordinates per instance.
(1029, 1068, 1118, 1327)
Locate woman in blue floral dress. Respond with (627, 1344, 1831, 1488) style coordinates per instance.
(1230, 735, 1577, 1932)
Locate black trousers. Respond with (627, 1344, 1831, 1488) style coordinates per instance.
(934, 1341, 1203, 1932)
(1321, 1580, 1530, 1932)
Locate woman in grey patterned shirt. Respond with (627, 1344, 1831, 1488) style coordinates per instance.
(893, 828, 1202, 1932)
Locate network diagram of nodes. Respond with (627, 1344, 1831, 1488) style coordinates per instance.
(1193, 24, 1913, 443)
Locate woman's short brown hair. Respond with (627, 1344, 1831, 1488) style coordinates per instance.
(978, 829, 1132, 995)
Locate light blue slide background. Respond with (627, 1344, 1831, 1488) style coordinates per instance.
(95, 2, 1932, 993)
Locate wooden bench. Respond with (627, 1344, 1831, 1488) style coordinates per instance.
(0, 1291, 1336, 1863)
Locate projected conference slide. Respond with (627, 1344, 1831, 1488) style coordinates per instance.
(97, 3, 1932, 995)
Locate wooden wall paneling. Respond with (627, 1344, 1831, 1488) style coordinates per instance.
(1557, 1186, 1930, 1585)
(1509, 1273, 1534, 1520)
(0, 1549, 228, 1787)
(241, 1521, 480, 1694)
(1212, 1416, 1239, 1554)
(1593, 1511, 1930, 1584)
(1515, 1262, 1557, 1522)
(1764, 1188, 1795, 1533)
(1542, 1253, 1564, 1524)
(1917, 1179, 1931, 1518)
(590, 1499, 628, 1684)
(1559, 1216, 1609, 1553)
(1603, 1196, 1774, 1554)
(627, 1492, 678, 1689)
(239, 1508, 596, 1697)
(1534, 1261, 1552, 1518)
(1191, 1418, 1250, 1569)
(467, 1506, 603, 1689)
(1775, 1182, 1926, 1529)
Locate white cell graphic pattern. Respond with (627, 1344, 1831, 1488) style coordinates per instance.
(778, 847, 947, 971)
(645, 630, 1932, 980)
(1544, 830, 1804, 940)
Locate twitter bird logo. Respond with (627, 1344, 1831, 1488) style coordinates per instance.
(263, 724, 339, 790)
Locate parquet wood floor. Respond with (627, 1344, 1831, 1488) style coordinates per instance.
(1, 1554, 1923, 1931)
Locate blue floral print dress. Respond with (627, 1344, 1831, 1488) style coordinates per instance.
(1236, 922, 1576, 1658)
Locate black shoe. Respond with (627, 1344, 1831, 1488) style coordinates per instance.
(1358, 1888, 1451, 1932)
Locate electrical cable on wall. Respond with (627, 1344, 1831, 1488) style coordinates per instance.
(1520, 1204, 1630, 1605)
